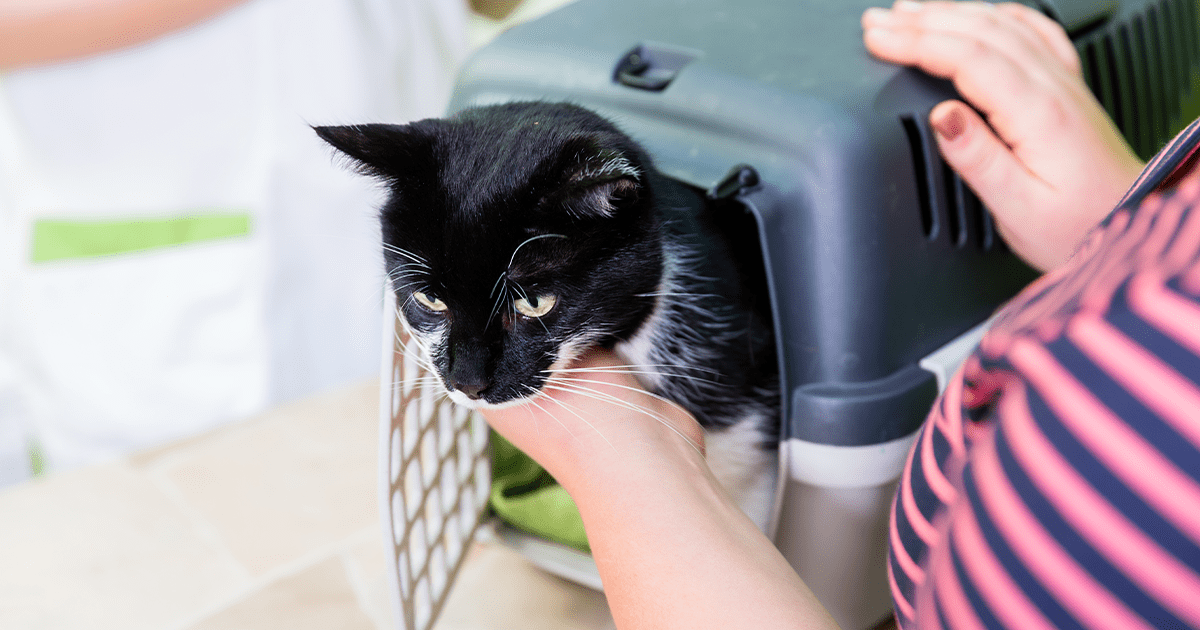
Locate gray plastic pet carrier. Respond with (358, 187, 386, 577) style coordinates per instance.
(378, 0, 1200, 628)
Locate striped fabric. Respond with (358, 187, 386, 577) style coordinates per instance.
(889, 119, 1200, 630)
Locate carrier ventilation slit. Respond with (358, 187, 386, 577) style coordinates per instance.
(1148, 8, 1173, 137)
(1185, 0, 1200, 62)
(1139, 16, 1166, 144)
(1080, 39, 1095, 89)
(901, 115, 994, 250)
(1175, 0, 1189, 61)
(1170, 0, 1191, 94)
(942, 163, 966, 248)
(1084, 43, 1113, 122)
(968, 185, 993, 250)
(1150, 5, 1180, 127)
(1167, 0, 1186, 93)
(1179, 0, 1200, 107)
(1169, 0, 1191, 121)
(1073, 0, 1200, 159)
(1118, 26, 1146, 156)
(900, 115, 936, 240)
(1102, 32, 1130, 144)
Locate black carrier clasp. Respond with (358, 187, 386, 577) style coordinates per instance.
(707, 164, 760, 200)
(613, 43, 700, 91)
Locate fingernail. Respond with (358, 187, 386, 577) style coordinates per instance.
(932, 107, 966, 141)
(894, 0, 922, 12)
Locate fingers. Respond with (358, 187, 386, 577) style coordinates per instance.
(862, 1, 1088, 155)
(864, 1, 1066, 75)
(997, 3, 1081, 74)
(928, 99, 1044, 206)
(862, 1, 1144, 271)
(864, 21, 1038, 125)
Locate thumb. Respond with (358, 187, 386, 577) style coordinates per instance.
(930, 99, 1038, 210)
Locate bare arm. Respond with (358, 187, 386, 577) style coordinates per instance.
(863, 1, 1144, 272)
(481, 350, 841, 630)
(0, 0, 247, 69)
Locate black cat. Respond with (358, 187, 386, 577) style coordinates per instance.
(316, 101, 779, 529)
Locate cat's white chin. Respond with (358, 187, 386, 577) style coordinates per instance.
(446, 389, 538, 411)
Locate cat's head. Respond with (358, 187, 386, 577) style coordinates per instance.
(316, 102, 663, 408)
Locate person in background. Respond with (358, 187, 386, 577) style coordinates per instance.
(0, 0, 468, 483)
(482, 2, 1200, 629)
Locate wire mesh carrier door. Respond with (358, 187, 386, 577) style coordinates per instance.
(381, 289, 492, 630)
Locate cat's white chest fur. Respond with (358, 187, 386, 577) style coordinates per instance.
(615, 285, 777, 532)
(703, 416, 777, 532)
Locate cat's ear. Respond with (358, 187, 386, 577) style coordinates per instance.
(544, 138, 643, 220)
(313, 124, 433, 186)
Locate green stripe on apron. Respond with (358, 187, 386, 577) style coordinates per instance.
(31, 213, 251, 263)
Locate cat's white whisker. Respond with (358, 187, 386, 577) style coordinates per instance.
(506, 233, 567, 271)
(536, 391, 616, 451)
(390, 281, 426, 296)
(541, 381, 703, 458)
(412, 358, 441, 377)
(399, 333, 440, 372)
(387, 262, 429, 274)
(381, 243, 431, 269)
(387, 276, 426, 292)
(547, 374, 720, 429)
(548, 367, 720, 386)
(390, 375, 443, 387)
(545, 362, 723, 376)
(665, 299, 724, 321)
(488, 269, 507, 298)
(634, 290, 721, 300)
(397, 362, 441, 384)
(520, 385, 583, 443)
(549, 360, 715, 372)
(392, 330, 413, 354)
(487, 275, 513, 328)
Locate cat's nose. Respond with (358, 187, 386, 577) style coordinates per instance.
(453, 377, 490, 400)
(449, 340, 491, 400)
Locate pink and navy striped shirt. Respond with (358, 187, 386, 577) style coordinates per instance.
(889, 119, 1200, 630)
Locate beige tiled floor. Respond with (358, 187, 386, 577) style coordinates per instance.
(0, 381, 613, 630)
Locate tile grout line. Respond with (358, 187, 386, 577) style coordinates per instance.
(338, 534, 395, 630)
(142, 465, 254, 585)
(133, 382, 386, 629)
(164, 524, 387, 630)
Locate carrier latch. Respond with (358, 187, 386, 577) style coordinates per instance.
(613, 43, 699, 91)
(707, 164, 760, 200)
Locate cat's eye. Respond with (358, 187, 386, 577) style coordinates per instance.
(412, 291, 448, 312)
(514, 294, 557, 318)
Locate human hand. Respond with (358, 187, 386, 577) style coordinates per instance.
(863, 1, 1144, 272)
(478, 349, 705, 493)
(483, 349, 839, 630)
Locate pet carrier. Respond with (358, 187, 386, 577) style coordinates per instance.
(378, 0, 1200, 628)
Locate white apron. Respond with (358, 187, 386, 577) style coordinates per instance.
(0, 0, 467, 480)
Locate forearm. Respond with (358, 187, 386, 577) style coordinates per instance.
(560, 433, 840, 630)
(0, 0, 245, 69)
